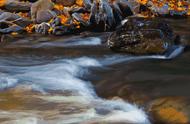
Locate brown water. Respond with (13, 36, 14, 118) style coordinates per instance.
(0, 18, 189, 124)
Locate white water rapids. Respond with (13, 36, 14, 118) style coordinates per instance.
(0, 37, 185, 124)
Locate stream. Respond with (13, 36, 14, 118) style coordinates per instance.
(0, 18, 189, 124)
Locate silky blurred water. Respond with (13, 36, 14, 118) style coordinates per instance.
(0, 18, 189, 124)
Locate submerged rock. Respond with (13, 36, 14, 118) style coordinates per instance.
(150, 97, 190, 124)
(108, 17, 179, 54)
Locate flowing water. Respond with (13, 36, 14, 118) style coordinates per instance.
(0, 18, 189, 124)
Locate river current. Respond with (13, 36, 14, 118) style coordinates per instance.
(0, 18, 189, 124)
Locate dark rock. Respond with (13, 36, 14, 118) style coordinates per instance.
(52, 25, 75, 36)
(70, 7, 89, 14)
(52, 0, 76, 6)
(0, 34, 14, 43)
(95, 107, 111, 115)
(14, 18, 32, 28)
(108, 17, 178, 54)
(0, 21, 23, 34)
(22, 0, 38, 3)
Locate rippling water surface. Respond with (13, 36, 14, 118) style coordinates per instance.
(0, 18, 189, 124)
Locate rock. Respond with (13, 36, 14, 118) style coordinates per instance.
(36, 10, 55, 24)
(52, 25, 75, 36)
(72, 13, 90, 27)
(14, 18, 32, 28)
(31, 0, 55, 23)
(127, 0, 141, 14)
(149, 97, 190, 124)
(108, 17, 178, 54)
(0, 12, 32, 27)
(146, 1, 190, 16)
(2, 0, 31, 12)
(95, 107, 111, 115)
(147, 1, 169, 15)
(0, 12, 20, 21)
(0, 21, 23, 34)
(50, 17, 62, 27)
(35, 22, 50, 35)
(52, 0, 76, 6)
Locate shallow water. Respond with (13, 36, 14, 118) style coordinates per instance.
(0, 18, 189, 124)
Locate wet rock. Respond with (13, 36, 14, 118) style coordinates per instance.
(149, 97, 190, 124)
(52, 25, 75, 36)
(95, 107, 111, 115)
(31, 0, 55, 23)
(0, 34, 12, 43)
(108, 17, 178, 54)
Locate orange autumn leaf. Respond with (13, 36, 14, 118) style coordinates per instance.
(58, 15, 69, 25)
(138, 0, 148, 5)
(54, 4, 64, 10)
(25, 24, 35, 33)
(76, 0, 84, 7)
(11, 32, 18, 36)
(138, 0, 190, 16)
(188, 5, 190, 15)
(0, 0, 6, 7)
(81, 13, 90, 21)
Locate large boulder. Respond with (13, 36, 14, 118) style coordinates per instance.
(108, 17, 179, 54)
(31, 0, 55, 23)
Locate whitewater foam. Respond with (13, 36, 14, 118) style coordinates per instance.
(0, 57, 150, 124)
(63, 37, 102, 46)
(101, 45, 185, 65)
(0, 45, 184, 123)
